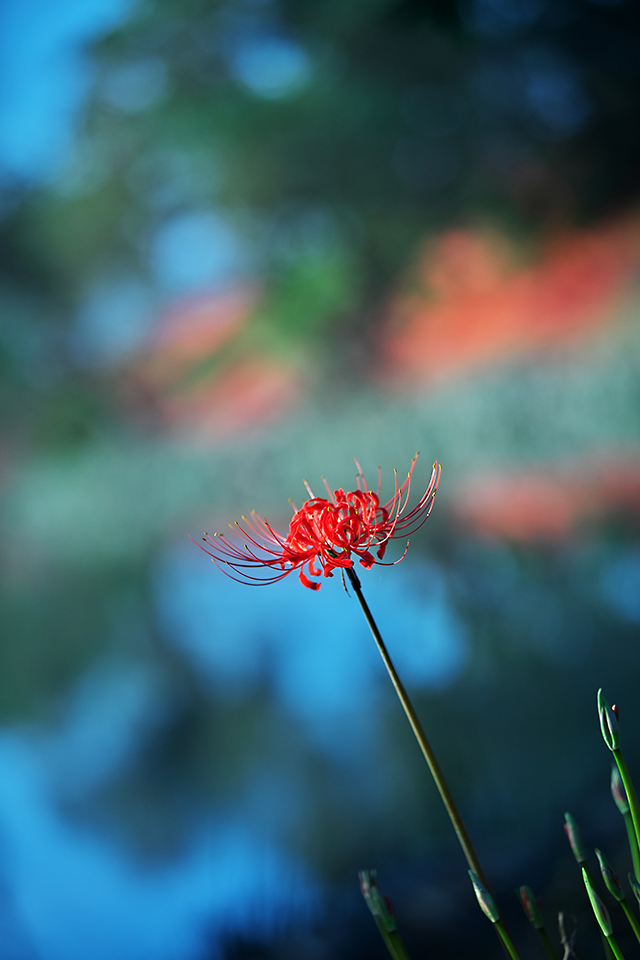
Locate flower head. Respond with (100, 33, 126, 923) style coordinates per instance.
(194, 454, 440, 590)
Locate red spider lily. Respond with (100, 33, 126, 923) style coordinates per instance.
(194, 455, 441, 590)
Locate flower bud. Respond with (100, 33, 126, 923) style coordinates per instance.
(595, 849, 625, 902)
(582, 867, 613, 938)
(598, 689, 620, 752)
(469, 870, 499, 923)
(629, 871, 640, 906)
(359, 869, 397, 933)
(516, 885, 544, 929)
(564, 812, 586, 864)
(611, 765, 629, 815)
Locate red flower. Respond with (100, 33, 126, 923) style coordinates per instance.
(194, 455, 441, 590)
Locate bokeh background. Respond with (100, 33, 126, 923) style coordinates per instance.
(2, 0, 640, 957)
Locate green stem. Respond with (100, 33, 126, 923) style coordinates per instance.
(346, 567, 487, 885)
(623, 810, 640, 882)
(539, 927, 558, 960)
(495, 920, 522, 960)
(347, 568, 521, 960)
(375, 920, 410, 960)
(615, 748, 640, 880)
(606, 935, 627, 960)
(388, 930, 411, 960)
(621, 899, 640, 945)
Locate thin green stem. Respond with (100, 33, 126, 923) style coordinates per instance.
(615, 750, 640, 881)
(347, 568, 522, 960)
(621, 900, 640, 945)
(375, 920, 410, 960)
(346, 567, 520, 960)
(346, 567, 487, 885)
(623, 811, 640, 882)
(495, 921, 522, 960)
(606, 935, 627, 960)
(538, 927, 558, 960)
(387, 930, 411, 960)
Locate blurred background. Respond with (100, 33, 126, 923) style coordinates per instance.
(2, 0, 640, 957)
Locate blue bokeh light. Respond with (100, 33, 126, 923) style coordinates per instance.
(0, 0, 134, 182)
(149, 211, 249, 294)
(156, 545, 469, 757)
(228, 35, 311, 99)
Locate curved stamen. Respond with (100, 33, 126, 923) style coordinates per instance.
(195, 456, 440, 589)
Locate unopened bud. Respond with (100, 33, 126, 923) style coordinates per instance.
(516, 885, 543, 929)
(595, 849, 625, 902)
(469, 870, 499, 923)
(564, 812, 586, 864)
(629, 872, 640, 906)
(611, 765, 629, 815)
(598, 689, 620, 752)
(358, 869, 397, 933)
(582, 867, 613, 938)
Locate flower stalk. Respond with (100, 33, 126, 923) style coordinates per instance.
(620, 901, 640, 945)
(346, 567, 520, 958)
(346, 566, 485, 884)
(598, 691, 640, 882)
(611, 766, 640, 882)
(614, 751, 640, 882)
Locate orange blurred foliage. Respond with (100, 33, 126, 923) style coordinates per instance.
(134, 287, 256, 391)
(452, 457, 640, 541)
(159, 355, 302, 441)
(126, 286, 303, 440)
(381, 217, 640, 386)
